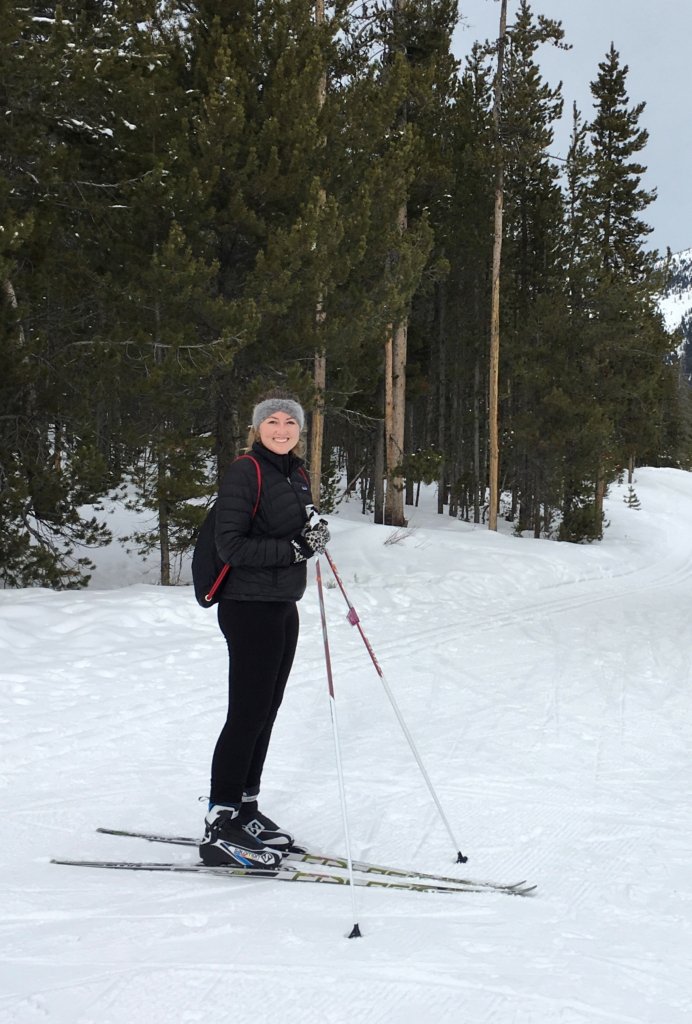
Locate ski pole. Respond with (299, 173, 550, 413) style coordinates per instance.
(323, 547, 468, 865)
(314, 555, 362, 939)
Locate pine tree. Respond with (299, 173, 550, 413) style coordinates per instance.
(556, 104, 612, 539)
(586, 44, 674, 514)
(353, 0, 458, 525)
(491, 1, 568, 535)
(182, 1, 352, 465)
(623, 484, 640, 509)
(261, 1, 442, 522)
(87, 4, 246, 584)
(437, 49, 495, 523)
(588, 44, 656, 279)
(0, 3, 119, 587)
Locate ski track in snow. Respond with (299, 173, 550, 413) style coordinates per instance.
(1, 468, 692, 1023)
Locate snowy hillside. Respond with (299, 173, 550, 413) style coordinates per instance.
(659, 246, 692, 329)
(659, 247, 692, 374)
(2, 468, 692, 1024)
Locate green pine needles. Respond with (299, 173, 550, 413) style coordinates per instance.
(0, 1, 686, 587)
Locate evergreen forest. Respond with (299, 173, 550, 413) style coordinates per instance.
(2, 0, 690, 589)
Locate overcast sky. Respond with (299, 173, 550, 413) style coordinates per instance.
(452, 0, 691, 255)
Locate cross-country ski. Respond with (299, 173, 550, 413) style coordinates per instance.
(51, 856, 537, 896)
(93, 827, 534, 892)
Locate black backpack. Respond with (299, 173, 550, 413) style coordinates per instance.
(192, 455, 261, 607)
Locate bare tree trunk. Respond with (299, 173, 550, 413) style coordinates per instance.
(158, 457, 171, 586)
(3, 277, 40, 501)
(384, 316, 407, 525)
(309, 0, 328, 502)
(437, 284, 447, 516)
(595, 467, 606, 537)
(448, 321, 463, 521)
(310, 349, 326, 502)
(473, 356, 481, 523)
(3, 278, 26, 346)
(384, 326, 394, 520)
(488, 0, 508, 532)
(374, 420, 385, 524)
(4, 278, 34, 415)
(384, 195, 408, 526)
(379, 0, 410, 528)
(405, 401, 414, 505)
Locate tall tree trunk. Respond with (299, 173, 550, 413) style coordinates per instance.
(437, 283, 447, 515)
(4, 278, 35, 419)
(310, 349, 326, 503)
(309, 0, 327, 503)
(153, 302, 170, 586)
(3, 278, 26, 346)
(384, 316, 407, 525)
(595, 467, 606, 537)
(382, 0, 410, 528)
(384, 325, 394, 513)
(158, 457, 171, 586)
(374, 419, 385, 524)
(404, 401, 414, 505)
(473, 356, 482, 523)
(384, 199, 408, 527)
(488, 0, 508, 532)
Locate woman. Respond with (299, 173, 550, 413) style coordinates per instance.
(200, 394, 330, 869)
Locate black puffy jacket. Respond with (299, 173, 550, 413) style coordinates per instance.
(214, 441, 313, 602)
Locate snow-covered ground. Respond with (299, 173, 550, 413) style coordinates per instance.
(1, 468, 691, 1024)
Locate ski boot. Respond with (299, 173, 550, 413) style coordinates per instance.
(199, 804, 282, 869)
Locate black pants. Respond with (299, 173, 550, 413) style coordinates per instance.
(209, 599, 299, 806)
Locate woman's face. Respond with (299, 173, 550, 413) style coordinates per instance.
(258, 411, 301, 455)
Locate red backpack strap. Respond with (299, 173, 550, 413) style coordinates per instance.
(234, 454, 262, 517)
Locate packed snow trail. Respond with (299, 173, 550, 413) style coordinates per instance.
(1, 468, 691, 1024)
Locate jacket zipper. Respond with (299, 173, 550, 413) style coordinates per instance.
(288, 473, 309, 523)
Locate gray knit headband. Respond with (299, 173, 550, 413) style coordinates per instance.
(252, 398, 305, 431)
